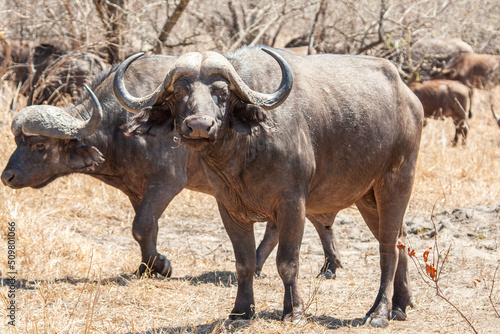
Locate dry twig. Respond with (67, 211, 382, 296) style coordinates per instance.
(403, 202, 479, 334)
(489, 265, 500, 318)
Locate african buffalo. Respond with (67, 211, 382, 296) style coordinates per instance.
(432, 53, 500, 89)
(412, 37, 473, 64)
(29, 44, 107, 104)
(1, 55, 342, 279)
(1, 40, 106, 105)
(114, 46, 424, 326)
(409, 79, 471, 145)
(408, 37, 474, 81)
(0, 39, 34, 84)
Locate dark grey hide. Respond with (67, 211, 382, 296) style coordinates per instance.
(1, 55, 341, 279)
(114, 46, 424, 327)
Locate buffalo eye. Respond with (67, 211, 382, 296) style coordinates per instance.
(31, 143, 46, 151)
(211, 89, 228, 105)
(174, 89, 182, 100)
(174, 88, 188, 102)
(218, 91, 228, 102)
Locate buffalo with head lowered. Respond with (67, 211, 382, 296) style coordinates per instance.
(1, 55, 342, 279)
(114, 46, 424, 327)
(409, 79, 472, 145)
(432, 53, 500, 89)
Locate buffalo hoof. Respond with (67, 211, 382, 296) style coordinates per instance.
(254, 268, 262, 278)
(158, 256, 173, 277)
(364, 305, 390, 328)
(282, 305, 306, 325)
(254, 269, 267, 279)
(224, 318, 251, 329)
(363, 314, 389, 328)
(316, 268, 336, 279)
(136, 256, 172, 278)
(225, 308, 254, 329)
(283, 312, 308, 325)
(317, 260, 342, 279)
(391, 306, 407, 321)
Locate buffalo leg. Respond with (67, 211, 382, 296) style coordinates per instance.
(256, 215, 342, 279)
(276, 197, 306, 321)
(255, 222, 279, 277)
(452, 119, 468, 146)
(131, 182, 182, 277)
(217, 201, 256, 322)
(391, 222, 413, 321)
(356, 169, 414, 327)
(307, 214, 343, 279)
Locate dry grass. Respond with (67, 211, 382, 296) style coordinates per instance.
(0, 80, 499, 333)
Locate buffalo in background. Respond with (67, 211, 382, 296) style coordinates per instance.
(411, 37, 474, 62)
(432, 53, 500, 89)
(0, 37, 34, 85)
(29, 43, 108, 105)
(0, 37, 107, 106)
(409, 79, 471, 145)
(431, 53, 500, 128)
(407, 38, 500, 132)
(396, 37, 475, 83)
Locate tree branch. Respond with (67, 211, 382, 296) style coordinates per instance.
(155, 0, 191, 54)
(357, 0, 389, 54)
(307, 0, 326, 55)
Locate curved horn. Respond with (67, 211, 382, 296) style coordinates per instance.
(113, 52, 202, 113)
(113, 52, 160, 113)
(13, 85, 103, 139)
(202, 47, 293, 110)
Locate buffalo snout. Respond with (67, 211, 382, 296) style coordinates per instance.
(182, 115, 216, 139)
(1, 169, 21, 188)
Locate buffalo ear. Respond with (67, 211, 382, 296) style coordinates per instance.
(122, 104, 174, 137)
(230, 115, 252, 135)
(68, 140, 105, 170)
(230, 101, 267, 135)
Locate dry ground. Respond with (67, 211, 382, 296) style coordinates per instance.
(0, 82, 499, 333)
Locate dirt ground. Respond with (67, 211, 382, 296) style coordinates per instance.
(0, 85, 499, 333)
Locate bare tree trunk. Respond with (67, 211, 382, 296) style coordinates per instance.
(64, 0, 80, 50)
(308, 0, 326, 55)
(357, 0, 388, 54)
(93, 0, 125, 63)
(155, 0, 191, 54)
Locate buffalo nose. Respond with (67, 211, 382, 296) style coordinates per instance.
(184, 115, 216, 138)
(1, 170, 16, 186)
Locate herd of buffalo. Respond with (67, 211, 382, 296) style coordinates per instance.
(1, 36, 499, 327)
